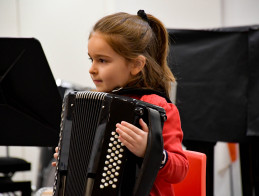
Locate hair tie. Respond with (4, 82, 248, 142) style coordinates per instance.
(137, 10, 150, 25)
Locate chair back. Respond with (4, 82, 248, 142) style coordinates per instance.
(173, 150, 206, 196)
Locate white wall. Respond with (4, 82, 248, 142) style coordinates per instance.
(0, 0, 224, 88)
(222, 0, 259, 27)
(1, 0, 259, 192)
(114, 0, 222, 29)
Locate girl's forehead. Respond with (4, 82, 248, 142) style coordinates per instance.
(89, 32, 105, 42)
(88, 33, 121, 59)
(88, 33, 109, 51)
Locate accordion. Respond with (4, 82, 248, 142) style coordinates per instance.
(53, 91, 166, 196)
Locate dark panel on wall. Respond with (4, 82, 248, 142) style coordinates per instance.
(168, 26, 259, 142)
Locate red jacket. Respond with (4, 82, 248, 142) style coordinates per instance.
(131, 94, 189, 196)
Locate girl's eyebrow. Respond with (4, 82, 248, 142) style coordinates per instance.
(88, 53, 111, 59)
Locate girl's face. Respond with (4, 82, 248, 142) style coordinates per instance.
(88, 32, 134, 92)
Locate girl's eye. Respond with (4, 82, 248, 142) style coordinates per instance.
(99, 58, 106, 63)
(88, 57, 107, 63)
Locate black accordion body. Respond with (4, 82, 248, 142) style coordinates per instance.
(53, 91, 166, 196)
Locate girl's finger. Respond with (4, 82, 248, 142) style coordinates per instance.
(116, 122, 137, 139)
(139, 118, 148, 132)
(52, 162, 57, 167)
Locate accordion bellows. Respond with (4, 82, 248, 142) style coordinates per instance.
(53, 91, 166, 196)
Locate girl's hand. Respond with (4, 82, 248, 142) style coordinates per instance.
(52, 147, 59, 167)
(116, 118, 148, 158)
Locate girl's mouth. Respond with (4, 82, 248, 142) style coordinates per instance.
(93, 79, 102, 84)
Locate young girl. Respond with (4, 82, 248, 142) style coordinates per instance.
(53, 10, 189, 196)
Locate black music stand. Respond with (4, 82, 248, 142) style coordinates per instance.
(0, 37, 62, 194)
(0, 37, 62, 147)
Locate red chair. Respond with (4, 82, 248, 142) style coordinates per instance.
(173, 150, 207, 196)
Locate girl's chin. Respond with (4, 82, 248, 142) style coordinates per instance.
(95, 85, 121, 93)
(95, 87, 109, 93)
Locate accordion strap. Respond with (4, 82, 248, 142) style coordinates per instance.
(133, 107, 164, 196)
(112, 88, 172, 103)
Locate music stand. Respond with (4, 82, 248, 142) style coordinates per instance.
(0, 37, 62, 147)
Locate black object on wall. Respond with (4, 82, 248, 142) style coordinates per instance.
(168, 25, 259, 196)
(0, 38, 62, 147)
(168, 25, 259, 143)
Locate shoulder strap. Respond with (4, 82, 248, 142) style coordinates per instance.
(112, 88, 172, 103)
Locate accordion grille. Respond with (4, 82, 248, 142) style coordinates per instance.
(65, 91, 106, 195)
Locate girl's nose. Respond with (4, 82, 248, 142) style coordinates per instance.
(89, 63, 97, 75)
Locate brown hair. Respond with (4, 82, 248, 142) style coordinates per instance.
(89, 12, 175, 98)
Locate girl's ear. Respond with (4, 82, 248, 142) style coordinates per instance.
(130, 55, 146, 76)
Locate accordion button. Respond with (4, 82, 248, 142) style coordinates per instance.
(112, 184, 117, 188)
(115, 172, 119, 176)
(112, 131, 116, 135)
(112, 168, 115, 173)
(108, 149, 112, 153)
(110, 174, 114, 178)
(118, 160, 122, 164)
(101, 179, 105, 183)
(113, 162, 117, 166)
(110, 137, 114, 141)
(109, 143, 113, 147)
(102, 173, 106, 177)
(108, 164, 112, 168)
(106, 155, 111, 159)
(106, 176, 110, 180)
(105, 161, 109, 165)
(114, 156, 118, 161)
(114, 178, 118, 182)
(105, 183, 108, 187)
(120, 148, 124, 152)
(109, 159, 114, 162)
(104, 167, 108, 171)
(100, 185, 104, 189)
(107, 171, 111, 175)
(116, 166, 120, 170)
(115, 150, 119, 154)
(109, 180, 113, 184)
(111, 153, 115, 157)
